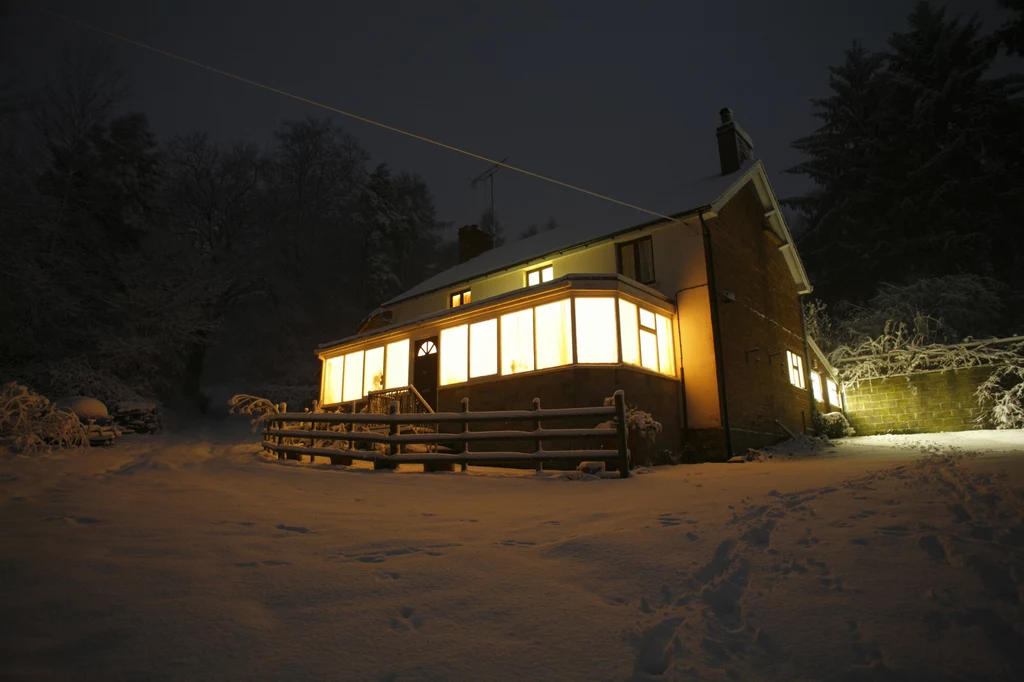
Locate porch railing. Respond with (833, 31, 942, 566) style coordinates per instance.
(263, 390, 632, 478)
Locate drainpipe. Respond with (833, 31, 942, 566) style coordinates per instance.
(798, 293, 815, 435)
(672, 290, 689, 447)
(699, 211, 733, 458)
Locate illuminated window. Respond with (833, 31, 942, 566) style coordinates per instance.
(810, 372, 824, 402)
(322, 356, 344, 404)
(450, 289, 471, 307)
(656, 314, 675, 376)
(501, 308, 534, 375)
(342, 350, 364, 402)
(826, 378, 841, 408)
(439, 325, 468, 385)
(526, 265, 554, 287)
(574, 297, 618, 363)
(639, 307, 658, 371)
(786, 350, 806, 389)
(469, 319, 498, 378)
(535, 299, 572, 369)
(618, 300, 640, 366)
(417, 340, 437, 356)
(384, 339, 410, 389)
(618, 236, 655, 284)
(363, 346, 385, 393)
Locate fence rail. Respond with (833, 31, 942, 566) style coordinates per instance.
(262, 390, 632, 478)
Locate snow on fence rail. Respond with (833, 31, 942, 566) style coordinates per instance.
(262, 390, 632, 478)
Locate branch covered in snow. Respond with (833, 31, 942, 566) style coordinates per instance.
(1, 382, 88, 455)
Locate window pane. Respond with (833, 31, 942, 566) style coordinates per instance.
(463, 290, 471, 304)
(364, 347, 385, 393)
(640, 330, 659, 371)
(786, 351, 805, 388)
(637, 238, 655, 283)
(575, 297, 618, 363)
(342, 350, 364, 402)
(440, 325, 468, 385)
(811, 372, 823, 402)
(827, 379, 841, 407)
(451, 293, 461, 307)
(384, 339, 410, 389)
(656, 314, 675, 376)
(527, 270, 540, 286)
(323, 356, 344, 404)
(469, 319, 498, 378)
(619, 243, 636, 280)
(618, 300, 640, 366)
(639, 308, 656, 330)
(541, 266, 554, 282)
(501, 309, 534, 375)
(535, 299, 572, 369)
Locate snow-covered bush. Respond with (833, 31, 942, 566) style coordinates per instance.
(813, 411, 855, 439)
(976, 359, 1024, 430)
(1, 382, 88, 455)
(228, 393, 282, 432)
(603, 401, 663, 466)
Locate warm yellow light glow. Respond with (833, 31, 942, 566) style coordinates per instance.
(574, 297, 618, 363)
(451, 293, 461, 307)
(322, 356, 344, 404)
(811, 372, 823, 402)
(786, 350, 806, 389)
(618, 299, 640, 366)
(363, 346, 385, 393)
(469, 319, 498, 378)
(385, 339, 410, 389)
(541, 266, 553, 282)
(526, 266, 553, 287)
(639, 308, 656, 330)
(527, 270, 540, 286)
(640, 329, 658, 371)
(440, 325, 468, 385)
(535, 299, 572, 369)
(342, 350, 364, 401)
(656, 314, 675, 376)
(501, 308, 534, 375)
(827, 378, 841, 407)
(464, 290, 472, 304)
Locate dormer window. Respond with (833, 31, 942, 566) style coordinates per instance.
(617, 236, 655, 284)
(450, 289, 471, 308)
(526, 265, 554, 287)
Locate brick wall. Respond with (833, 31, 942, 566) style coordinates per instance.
(707, 183, 814, 456)
(843, 366, 993, 435)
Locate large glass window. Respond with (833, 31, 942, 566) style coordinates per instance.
(363, 346, 385, 394)
(656, 314, 675, 376)
(342, 350, 364, 402)
(786, 350, 806, 389)
(469, 319, 498, 378)
(323, 356, 344, 404)
(440, 325, 469, 385)
(575, 297, 618, 363)
(618, 300, 640, 366)
(384, 339, 410, 389)
(535, 299, 573, 369)
(501, 308, 534, 375)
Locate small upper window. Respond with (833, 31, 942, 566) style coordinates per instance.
(450, 289, 471, 307)
(826, 378, 842, 408)
(786, 350, 806, 389)
(617, 236, 655, 284)
(810, 371, 824, 402)
(526, 266, 554, 287)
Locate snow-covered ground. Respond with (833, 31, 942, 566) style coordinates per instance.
(2, 420, 1023, 681)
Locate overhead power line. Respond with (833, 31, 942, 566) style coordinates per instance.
(47, 10, 677, 223)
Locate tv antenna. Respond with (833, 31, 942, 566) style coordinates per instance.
(470, 158, 507, 233)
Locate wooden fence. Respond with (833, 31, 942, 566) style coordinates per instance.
(262, 390, 632, 478)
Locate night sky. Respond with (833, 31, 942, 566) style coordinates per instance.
(5, 0, 1013, 239)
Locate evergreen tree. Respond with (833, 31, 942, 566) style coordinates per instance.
(998, 0, 1024, 55)
(357, 163, 403, 306)
(786, 2, 1024, 311)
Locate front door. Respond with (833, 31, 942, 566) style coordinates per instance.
(413, 336, 439, 410)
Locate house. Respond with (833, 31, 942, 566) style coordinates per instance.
(315, 108, 823, 461)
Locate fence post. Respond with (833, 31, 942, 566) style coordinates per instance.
(375, 400, 400, 470)
(613, 390, 631, 478)
(460, 397, 469, 472)
(532, 397, 543, 473)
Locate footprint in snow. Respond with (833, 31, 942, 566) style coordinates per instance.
(276, 524, 312, 534)
(390, 606, 422, 631)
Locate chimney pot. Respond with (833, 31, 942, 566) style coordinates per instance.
(719, 107, 734, 124)
(458, 224, 495, 264)
(716, 107, 754, 175)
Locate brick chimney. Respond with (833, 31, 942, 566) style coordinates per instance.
(716, 107, 754, 175)
(458, 224, 494, 264)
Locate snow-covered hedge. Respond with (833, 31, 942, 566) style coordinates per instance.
(1, 383, 88, 455)
(813, 411, 855, 439)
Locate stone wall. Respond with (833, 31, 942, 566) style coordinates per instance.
(843, 366, 994, 435)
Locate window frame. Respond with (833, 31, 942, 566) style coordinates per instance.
(449, 289, 472, 308)
(525, 265, 554, 287)
(616, 236, 656, 285)
(786, 350, 806, 389)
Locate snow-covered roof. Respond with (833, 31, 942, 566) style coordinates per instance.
(385, 162, 762, 307)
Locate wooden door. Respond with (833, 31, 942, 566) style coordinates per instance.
(413, 337, 439, 410)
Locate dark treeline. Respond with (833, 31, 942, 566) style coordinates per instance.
(786, 1, 1024, 346)
(0, 50, 455, 408)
